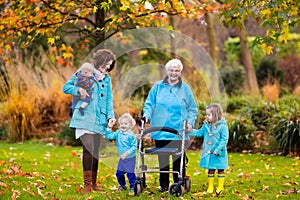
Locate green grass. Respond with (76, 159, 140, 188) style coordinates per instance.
(0, 141, 299, 200)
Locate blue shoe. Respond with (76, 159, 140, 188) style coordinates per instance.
(129, 188, 134, 195)
(118, 185, 127, 191)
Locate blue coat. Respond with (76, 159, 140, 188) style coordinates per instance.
(189, 119, 229, 169)
(105, 129, 137, 159)
(63, 73, 114, 134)
(143, 77, 198, 140)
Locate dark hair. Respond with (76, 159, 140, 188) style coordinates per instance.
(92, 49, 116, 72)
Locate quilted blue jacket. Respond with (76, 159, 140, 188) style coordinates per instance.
(143, 77, 198, 140)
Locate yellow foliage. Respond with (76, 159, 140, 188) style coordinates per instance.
(261, 43, 273, 55)
(293, 86, 300, 97)
(2, 50, 74, 142)
(261, 81, 280, 103)
(93, 6, 97, 13)
(47, 37, 55, 45)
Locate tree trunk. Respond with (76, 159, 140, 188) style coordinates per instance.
(205, 13, 220, 97)
(169, 15, 176, 59)
(239, 23, 260, 95)
(94, 0, 106, 46)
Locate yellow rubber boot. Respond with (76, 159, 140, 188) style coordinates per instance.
(206, 175, 214, 193)
(216, 175, 225, 195)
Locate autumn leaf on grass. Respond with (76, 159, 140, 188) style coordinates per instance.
(193, 171, 201, 176)
(238, 172, 250, 178)
(106, 173, 113, 179)
(262, 185, 269, 191)
(52, 194, 58, 200)
(22, 186, 35, 196)
(71, 151, 77, 157)
(192, 191, 204, 198)
(282, 181, 293, 186)
(70, 162, 80, 168)
(74, 186, 82, 193)
(10, 163, 21, 174)
(232, 190, 250, 200)
(0, 160, 6, 165)
(58, 185, 65, 194)
(265, 163, 270, 170)
(86, 195, 94, 200)
(37, 187, 45, 198)
(11, 190, 21, 200)
(280, 188, 299, 195)
(0, 182, 7, 187)
(249, 188, 256, 193)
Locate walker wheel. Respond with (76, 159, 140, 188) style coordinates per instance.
(184, 176, 191, 192)
(168, 183, 184, 197)
(134, 182, 142, 196)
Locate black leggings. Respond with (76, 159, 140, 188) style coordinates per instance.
(155, 140, 186, 188)
(81, 134, 101, 171)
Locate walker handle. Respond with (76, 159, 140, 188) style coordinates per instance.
(183, 120, 188, 131)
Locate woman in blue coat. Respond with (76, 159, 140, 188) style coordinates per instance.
(189, 103, 229, 195)
(143, 59, 198, 192)
(63, 49, 116, 194)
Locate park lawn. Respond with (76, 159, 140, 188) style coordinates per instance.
(0, 141, 299, 200)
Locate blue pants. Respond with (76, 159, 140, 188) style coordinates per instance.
(116, 157, 136, 189)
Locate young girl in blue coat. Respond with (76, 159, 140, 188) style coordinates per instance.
(189, 103, 229, 195)
(106, 113, 137, 194)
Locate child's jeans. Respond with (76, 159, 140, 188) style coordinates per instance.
(116, 157, 136, 189)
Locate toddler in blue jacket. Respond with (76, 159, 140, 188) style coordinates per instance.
(106, 113, 137, 193)
(72, 63, 96, 116)
(189, 103, 229, 195)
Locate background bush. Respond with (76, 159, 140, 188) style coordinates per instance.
(268, 96, 300, 154)
(227, 115, 257, 152)
(58, 120, 82, 146)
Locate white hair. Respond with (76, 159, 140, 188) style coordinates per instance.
(165, 59, 183, 71)
(118, 113, 136, 129)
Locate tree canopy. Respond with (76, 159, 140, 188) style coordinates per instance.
(0, 0, 299, 62)
(220, 0, 300, 54)
(0, 0, 224, 54)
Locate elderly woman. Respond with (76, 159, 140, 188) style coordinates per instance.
(143, 58, 198, 192)
(63, 49, 117, 194)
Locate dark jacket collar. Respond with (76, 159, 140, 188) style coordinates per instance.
(162, 76, 182, 87)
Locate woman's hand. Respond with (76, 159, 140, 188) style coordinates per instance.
(213, 152, 219, 156)
(78, 87, 89, 99)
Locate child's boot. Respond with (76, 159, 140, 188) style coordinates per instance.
(206, 174, 214, 193)
(216, 174, 225, 195)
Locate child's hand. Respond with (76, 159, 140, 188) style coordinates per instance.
(213, 152, 219, 156)
(121, 152, 129, 160)
(107, 118, 116, 128)
(78, 88, 89, 99)
(186, 124, 192, 132)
